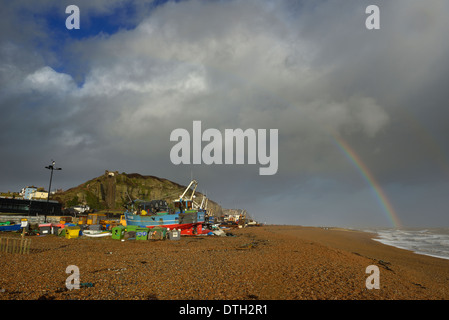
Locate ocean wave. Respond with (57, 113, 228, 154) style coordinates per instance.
(369, 228, 449, 260)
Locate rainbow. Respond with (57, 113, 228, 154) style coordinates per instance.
(332, 134, 401, 228)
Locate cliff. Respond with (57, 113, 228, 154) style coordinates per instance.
(53, 171, 223, 216)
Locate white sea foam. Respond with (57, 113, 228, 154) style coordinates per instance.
(365, 228, 449, 260)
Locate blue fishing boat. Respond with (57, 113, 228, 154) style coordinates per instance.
(0, 224, 21, 232)
(124, 199, 206, 235)
(124, 180, 207, 235)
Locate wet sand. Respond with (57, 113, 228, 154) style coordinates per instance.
(1, 225, 448, 300)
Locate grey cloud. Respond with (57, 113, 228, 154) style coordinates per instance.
(1, 0, 449, 227)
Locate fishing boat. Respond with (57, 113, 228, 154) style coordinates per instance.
(0, 223, 21, 232)
(83, 230, 112, 237)
(124, 180, 206, 235)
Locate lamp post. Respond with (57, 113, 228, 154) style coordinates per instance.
(45, 160, 62, 223)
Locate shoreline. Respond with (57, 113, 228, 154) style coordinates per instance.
(370, 237, 449, 262)
(358, 226, 449, 261)
(294, 225, 449, 262)
(1, 225, 448, 300)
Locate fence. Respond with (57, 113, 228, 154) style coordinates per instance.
(0, 215, 60, 224)
(0, 237, 31, 254)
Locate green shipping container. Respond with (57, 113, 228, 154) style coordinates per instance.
(135, 227, 149, 241)
(112, 226, 126, 240)
(148, 227, 167, 240)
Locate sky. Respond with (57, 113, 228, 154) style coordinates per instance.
(1, 0, 449, 228)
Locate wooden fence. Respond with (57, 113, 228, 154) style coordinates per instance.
(0, 237, 31, 254)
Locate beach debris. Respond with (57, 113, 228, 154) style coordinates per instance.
(236, 243, 254, 250)
(212, 229, 226, 237)
(412, 282, 427, 289)
(377, 260, 393, 272)
(80, 282, 94, 288)
(236, 239, 269, 250)
(352, 252, 394, 273)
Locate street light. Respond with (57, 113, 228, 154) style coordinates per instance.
(45, 160, 62, 223)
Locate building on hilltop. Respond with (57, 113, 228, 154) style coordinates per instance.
(21, 186, 37, 200)
(20, 186, 49, 200)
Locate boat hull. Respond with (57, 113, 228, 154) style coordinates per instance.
(83, 232, 112, 238)
(125, 210, 205, 235)
(0, 224, 21, 232)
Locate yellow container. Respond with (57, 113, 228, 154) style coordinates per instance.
(87, 214, 106, 225)
(65, 227, 80, 239)
(78, 216, 87, 225)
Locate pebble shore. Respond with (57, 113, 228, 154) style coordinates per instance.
(1, 225, 448, 300)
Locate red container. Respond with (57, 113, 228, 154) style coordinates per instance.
(39, 223, 52, 235)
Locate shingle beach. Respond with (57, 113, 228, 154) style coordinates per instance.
(1, 225, 448, 300)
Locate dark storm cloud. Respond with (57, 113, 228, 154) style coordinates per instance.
(1, 0, 448, 227)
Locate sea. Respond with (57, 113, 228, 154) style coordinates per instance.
(362, 228, 449, 260)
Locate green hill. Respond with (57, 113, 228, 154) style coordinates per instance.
(53, 170, 223, 216)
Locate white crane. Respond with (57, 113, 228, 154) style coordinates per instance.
(178, 180, 198, 201)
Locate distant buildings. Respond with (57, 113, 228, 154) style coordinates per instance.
(0, 197, 62, 215)
(1, 186, 62, 215)
(21, 187, 37, 200)
(20, 186, 48, 200)
(226, 214, 241, 222)
(33, 191, 48, 200)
